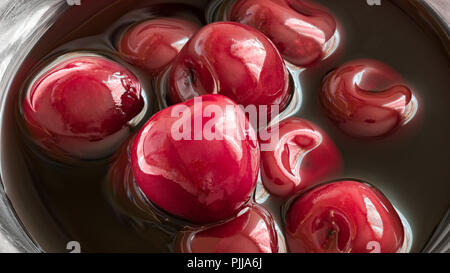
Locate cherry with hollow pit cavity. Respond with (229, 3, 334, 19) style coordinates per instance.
(227, 0, 340, 67)
(285, 180, 406, 253)
(320, 59, 418, 138)
(131, 94, 260, 224)
(168, 22, 290, 120)
(260, 117, 342, 197)
(118, 18, 200, 75)
(22, 54, 145, 161)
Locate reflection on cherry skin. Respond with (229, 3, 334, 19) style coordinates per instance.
(22, 55, 144, 160)
(320, 59, 418, 138)
(285, 180, 405, 253)
(260, 117, 342, 197)
(131, 94, 260, 224)
(118, 18, 200, 75)
(228, 0, 339, 67)
(175, 203, 282, 253)
(168, 22, 290, 119)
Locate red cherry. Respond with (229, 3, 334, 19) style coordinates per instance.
(228, 0, 338, 66)
(118, 18, 200, 74)
(168, 22, 290, 119)
(22, 55, 144, 160)
(285, 180, 405, 253)
(131, 94, 260, 224)
(260, 117, 342, 197)
(320, 59, 417, 138)
(175, 203, 281, 253)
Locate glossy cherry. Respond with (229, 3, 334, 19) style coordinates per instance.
(131, 94, 260, 224)
(118, 18, 200, 74)
(260, 117, 342, 197)
(285, 180, 405, 253)
(228, 0, 338, 67)
(22, 55, 144, 160)
(175, 203, 281, 253)
(321, 59, 417, 138)
(168, 22, 290, 119)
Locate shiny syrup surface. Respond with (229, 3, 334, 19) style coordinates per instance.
(1, 0, 449, 252)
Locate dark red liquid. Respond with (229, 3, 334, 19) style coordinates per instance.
(0, 0, 449, 252)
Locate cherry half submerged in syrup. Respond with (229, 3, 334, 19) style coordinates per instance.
(22, 54, 145, 161)
(228, 0, 339, 67)
(285, 180, 405, 253)
(175, 203, 282, 253)
(118, 17, 200, 75)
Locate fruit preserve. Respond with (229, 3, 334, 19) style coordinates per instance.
(1, 0, 449, 253)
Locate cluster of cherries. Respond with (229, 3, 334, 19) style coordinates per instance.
(21, 0, 416, 253)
